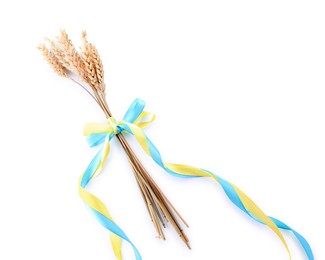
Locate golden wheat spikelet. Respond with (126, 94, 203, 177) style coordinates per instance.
(90, 44, 105, 90)
(81, 31, 88, 50)
(38, 44, 68, 78)
(45, 38, 70, 69)
(57, 30, 86, 80)
(80, 32, 99, 90)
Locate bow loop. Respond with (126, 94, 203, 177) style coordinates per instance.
(133, 111, 156, 128)
(123, 98, 146, 123)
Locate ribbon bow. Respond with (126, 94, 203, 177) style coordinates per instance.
(79, 98, 313, 260)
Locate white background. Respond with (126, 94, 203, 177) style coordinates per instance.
(0, 1, 324, 259)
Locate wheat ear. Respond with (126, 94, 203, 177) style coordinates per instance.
(38, 44, 68, 78)
(57, 30, 87, 80)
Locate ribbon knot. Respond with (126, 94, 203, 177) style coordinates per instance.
(107, 117, 119, 135)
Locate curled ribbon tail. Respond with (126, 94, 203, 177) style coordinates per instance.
(124, 118, 314, 260)
(79, 130, 142, 260)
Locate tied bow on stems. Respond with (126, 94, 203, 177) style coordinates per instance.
(39, 31, 314, 260)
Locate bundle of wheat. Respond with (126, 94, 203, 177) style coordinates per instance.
(39, 30, 190, 248)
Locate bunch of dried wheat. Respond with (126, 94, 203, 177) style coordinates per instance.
(39, 30, 190, 248)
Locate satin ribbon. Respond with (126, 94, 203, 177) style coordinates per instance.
(79, 98, 313, 260)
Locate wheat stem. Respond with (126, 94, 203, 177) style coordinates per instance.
(70, 79, 101, 107)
